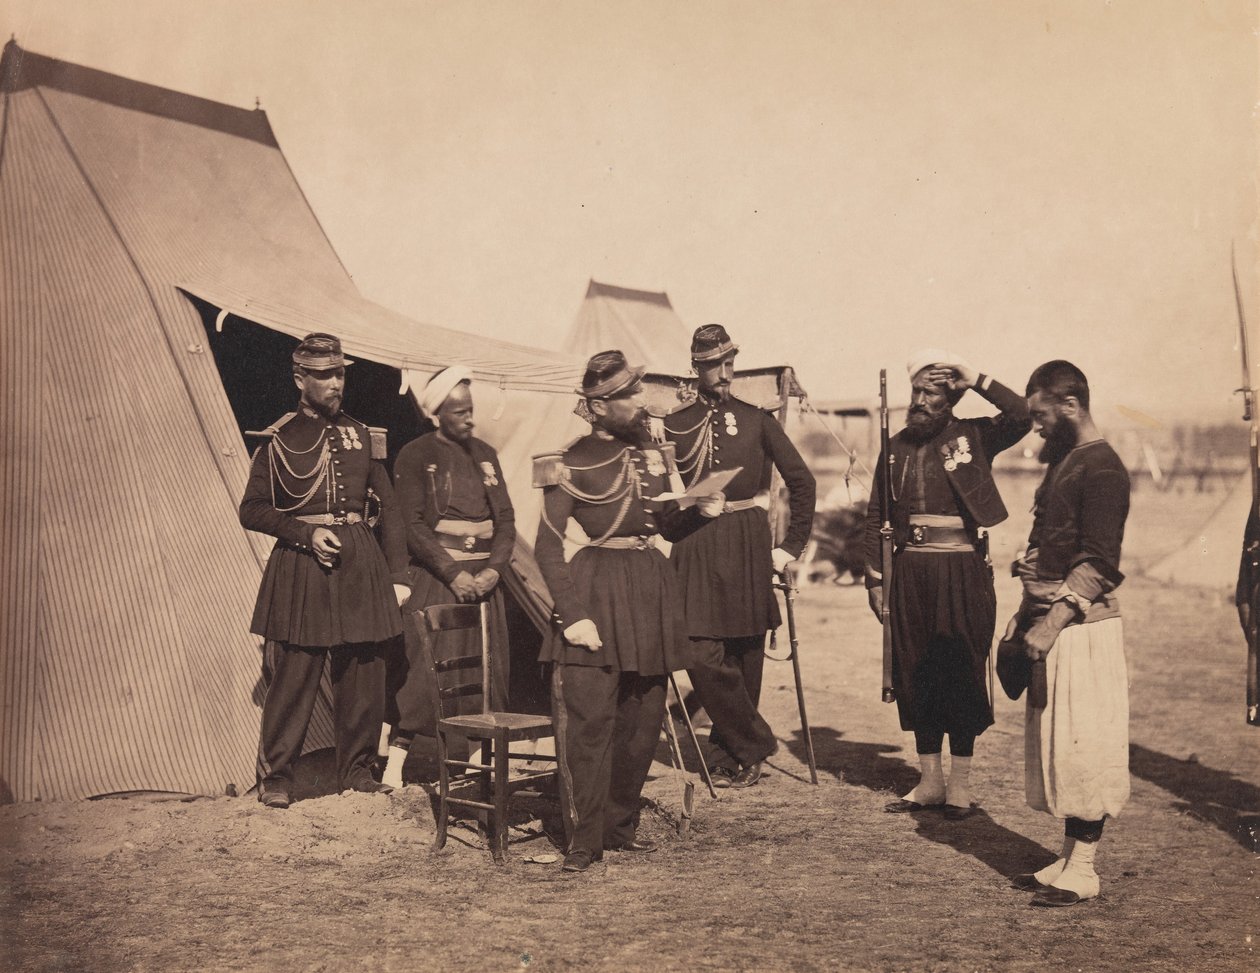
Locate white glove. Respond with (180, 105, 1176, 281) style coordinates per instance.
(695, 492, 725, 518)
(563, 618, 603, 652)
(771, 548, 796, 575)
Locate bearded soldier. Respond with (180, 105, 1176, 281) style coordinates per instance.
(1011, 361, 1131, 907)
(535, 350, 723, 873)
(663, 324, 816, 788)
(865, 350, 1029, 819)
(241, 333, 410, 808)
(382, 366, 516, 789)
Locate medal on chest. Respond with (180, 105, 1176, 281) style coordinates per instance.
(723, 410, 738, 437)
(941, 435, 973, 473)
(338, 425, 363, 451)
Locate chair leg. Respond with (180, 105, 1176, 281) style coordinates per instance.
(434, 729, 450, 851)
(493, 730, 510, 863)
(477, 736, 492, 845)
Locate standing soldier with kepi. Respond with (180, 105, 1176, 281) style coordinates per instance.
(866, 350, 1029, 819)
(1011, 361, 1131, 907)
(241, 333, 411, 809)
(535, 351, 723, 873)
(382, 366, 516, 789)
(664, 325, 816, 788)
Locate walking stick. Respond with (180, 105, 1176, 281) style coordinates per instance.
(660, 702, 695, 834)
(879, 369, 897, 704)
(668, 673, 719, 799)
(773, 570, 818, 784)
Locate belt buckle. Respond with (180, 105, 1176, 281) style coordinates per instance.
(722, 502, 735, 515)
(463, 536, 477, 551)
(634, 536, 650, 551)
(910, 525, 926, 545)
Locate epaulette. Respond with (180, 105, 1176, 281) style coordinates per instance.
(243, 412, 297, 440)
(532, 451, 567, 488)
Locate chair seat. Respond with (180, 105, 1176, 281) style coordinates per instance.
(439, 711, 553, 736)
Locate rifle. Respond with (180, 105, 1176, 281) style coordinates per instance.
(1232, 242, 1260, 727)
(879, 369, 896, 704)
(772, 571, 818, 784)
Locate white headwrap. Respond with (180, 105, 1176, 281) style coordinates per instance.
(906, 348, 970, 379)
(418, 366, 473, 418)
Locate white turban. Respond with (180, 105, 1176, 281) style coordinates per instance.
(906, 348, 971, 379)
(418, 366, 473, 418)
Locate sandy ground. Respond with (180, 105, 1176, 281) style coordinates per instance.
(3, 484, 1258, 972)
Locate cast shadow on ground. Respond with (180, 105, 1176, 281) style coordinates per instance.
(783, 726, 1055, 876)
(1129, 742, 1260, 853)
(911, 809, 1056, 879)
(782, 724, 918, 794)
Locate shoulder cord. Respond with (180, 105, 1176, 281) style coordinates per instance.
(540, 450, 641, 548)
(268, 439, 332, 512)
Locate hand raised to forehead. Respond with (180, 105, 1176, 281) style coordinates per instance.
(923, 363, 978, 391)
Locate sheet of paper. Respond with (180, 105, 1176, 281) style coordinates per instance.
(655, 466, 743, 507)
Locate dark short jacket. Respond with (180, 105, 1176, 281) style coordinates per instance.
(392, 432, 515, 585)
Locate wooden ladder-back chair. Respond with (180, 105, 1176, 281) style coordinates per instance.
(412, 602, 557, 863)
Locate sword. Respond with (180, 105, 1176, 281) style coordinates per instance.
(773, 570, 818, 784)
(1233, 241, 1260, 726)
(668, 673, 719, 799)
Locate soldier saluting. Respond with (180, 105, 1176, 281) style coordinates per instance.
(535, 350, 723, 873)
(240, 333, 410, 809)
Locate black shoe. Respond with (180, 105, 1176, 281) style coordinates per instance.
(562, 849, 602, 872)
(345, 777, 394, 795)
(943, 803, 978, 821)
(1010, 873, 1052, 892)
(1030, 887, 1088, 908)
(883, 798, 944, 814)
(730, 762, 762, 789)
(711, 766, 737, 789)
(607, 838, 658, 854)
(258, 783, 291, 809)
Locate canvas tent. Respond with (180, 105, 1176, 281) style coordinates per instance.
(0, 40, 586, 802)
(1142, 474, 1250, 590)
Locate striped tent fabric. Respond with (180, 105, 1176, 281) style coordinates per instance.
(0, 40, 583, 802)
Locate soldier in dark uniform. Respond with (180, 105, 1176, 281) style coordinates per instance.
(535, 350, 724, 873)
(240, 333, 411, 809)
(382, 366, 516, 788)
(663, 325, 816, 788)
(864, 349, 1029, 820)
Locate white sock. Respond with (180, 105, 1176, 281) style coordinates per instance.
(946, 754, 974, 807)
(382, 744, 408, 789)
(1033, 836, 1075, 886)
(902, 752, 946, 804)
(1051, 838, 1100, 899)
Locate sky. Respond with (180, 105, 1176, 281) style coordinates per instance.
(2, 0, 1257, 424)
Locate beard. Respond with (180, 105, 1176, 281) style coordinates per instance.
(602, 408, 651, 443)
(1038, 420, 1077, 465)
(901, 408, 951, 445)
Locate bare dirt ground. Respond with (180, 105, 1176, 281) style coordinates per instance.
(3, 483, 1258, 973)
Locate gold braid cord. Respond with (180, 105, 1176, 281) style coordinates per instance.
(541, 447, 644, 548)
(268, 432, 333, 512)
(668, 409, 715, 489)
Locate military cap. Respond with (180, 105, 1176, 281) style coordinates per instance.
(690, 324, 739, 363)
(578, 349, 645, 399)
(292, 332, 353, 370)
